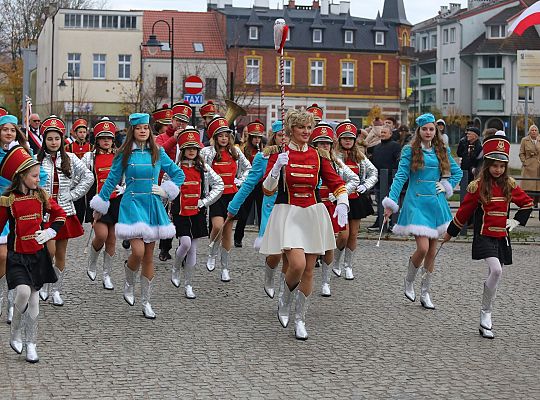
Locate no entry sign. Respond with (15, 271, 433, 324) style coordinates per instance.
(184, 75, 204, 95)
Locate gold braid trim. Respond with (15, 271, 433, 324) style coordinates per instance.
(316, 148, 331, 160)
(0, 194, 14, 207)
(467, 179, 479, 194)
(263, 145, 280, 157)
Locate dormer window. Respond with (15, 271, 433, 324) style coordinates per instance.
(344, 30, 353, 44)
(489, 25, 505, 39)
(249, 26, 259, 40)
(375, 31, 385, 46)
(313, 29, 322, 43)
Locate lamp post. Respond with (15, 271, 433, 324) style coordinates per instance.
(144, 18, 174, 105)
(58, 71, 75, 128)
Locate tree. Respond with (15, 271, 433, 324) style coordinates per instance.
(366, 105, 383, 126)
(0, 58, 23, 117)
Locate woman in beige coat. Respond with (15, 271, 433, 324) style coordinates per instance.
(519, 125, 540, 210)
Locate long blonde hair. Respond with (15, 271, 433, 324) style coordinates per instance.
(410, 125, 450, 176)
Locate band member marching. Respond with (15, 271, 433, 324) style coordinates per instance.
(65, 118, 92, 224)
(308, 122, 360, 297)
(443, 136, 533, 338)
(152, 104, 172, 136)
(260, 109, 349, 340)
(37, 116, 94, 306)
(0, 145, 67, 362)
(90, 113, 184, 319)
(200, 116, 251, 282)
(333, 121, 378, 282)
(170, 128, 223, 299)
(200, 101, 218, 147)
(81, 119, 122, 290)
(383, 113, 462, 310)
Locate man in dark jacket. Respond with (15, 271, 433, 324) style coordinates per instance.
(457, 127, 482, 184)
(368, 126, 402, 231)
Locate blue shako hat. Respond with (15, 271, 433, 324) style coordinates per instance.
(129, 113, 150, 126)
(0, 115, 18, 126)
(415, 113, 436, 128)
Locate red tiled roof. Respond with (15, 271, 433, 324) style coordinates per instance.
(142, 11, 225, 59)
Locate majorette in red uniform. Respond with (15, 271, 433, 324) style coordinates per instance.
(0, 145, 66, 363)
(200, 116, 251, 282)
(309, 122, 360, 297)
(260, 109, 349, 340)
(169, 128, 224, 299)
(81, 118, 122, 290)
(151, 104, 172, 135)
(444, 135, 533, 339)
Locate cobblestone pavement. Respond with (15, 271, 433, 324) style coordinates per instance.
(1, 228, 539, 399)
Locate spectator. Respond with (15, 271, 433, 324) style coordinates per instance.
(457, 127, 483, 184)
(397, 125, 411, 148)
(365, 118, 384, 152)
(24, 113, 42, 154)
(384, 116, 400, 142)
(436, 119, 449, 146)
(367, 125, 401, 232)
(115, 128, 127, 148)
(519, 124, 540, 212)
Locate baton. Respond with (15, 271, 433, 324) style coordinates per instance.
(434, 242, 444, 259)
(375, 217, 388, 248)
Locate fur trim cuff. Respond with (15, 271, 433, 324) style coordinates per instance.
(161, 180, 180, 200)
(90, 195, 110, 214)
(382, 196, 399, 213)
(115, 222, 176, 242)
(391, 222, 450, 239)
(441, 179, 453, 199)
(0, 235, 7, 245)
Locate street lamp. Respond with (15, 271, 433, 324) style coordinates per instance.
(58, 71, 75, 128)
(143, 18, 174, 105)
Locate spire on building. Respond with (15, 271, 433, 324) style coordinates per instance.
(382, 0, 411, 26)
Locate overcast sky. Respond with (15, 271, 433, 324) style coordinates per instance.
(105, 0, 468, 24)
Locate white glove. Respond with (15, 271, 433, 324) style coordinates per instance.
(357, 184, 367, 194)
(333, 203, 349, 228)
(234, 178, 242, 187)
(34, 228, 56, 244)
(115, 185, 125, 195)
(506, 219, 520, 232)
(271, 151, 289, 177)
(435, 181, 445, 194)
(151, 184, 168, 199)
(197, 199, 206, 209)
(328, 193, 336, 203)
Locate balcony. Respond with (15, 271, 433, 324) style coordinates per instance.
(478, 68, 504, 80)
(400, 46, 416, 58)
(420, 74, 436, 86)
(477, 99, 504, 111)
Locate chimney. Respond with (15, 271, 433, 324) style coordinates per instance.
(312, 0, 320, 10)
(288, 0, 295, 9)
(440, 5, 448, 14)
(340, 1, 350, 15)
(330, 3, 340, 15)
(321, 0, 329, 15)
(217, 0, 225, 8)
(449, 3, 460, 10)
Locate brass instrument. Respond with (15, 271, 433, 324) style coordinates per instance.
(224, 99, 247, 125)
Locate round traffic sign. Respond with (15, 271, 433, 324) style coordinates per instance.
(184, 75, 204, 95)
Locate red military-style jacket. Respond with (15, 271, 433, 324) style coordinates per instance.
(66, 141, 92, 159)
(213, 150, 238, 195)
(156, 125, 178, 162)
(0, 191, 66, 254)
(175, 163, 203, 217)
(263, 143, 347, 208)
(447, 178, 533, 238)
(94, 152, 118, 200)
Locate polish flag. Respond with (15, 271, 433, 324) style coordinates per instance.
(509, 2, 540, 36)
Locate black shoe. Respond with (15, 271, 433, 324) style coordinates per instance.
(122, 240, 131, 249)
(234, 241, 243, 248)
(366, 225, 380, 232)
(159, 250, 171, 261)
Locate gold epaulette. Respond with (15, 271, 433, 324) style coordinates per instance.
(263, 145, 280, 157)
(317, 148, 331, 160)
(0, 194, 15, 207)
(508, 177, 517, 188)
(467, 179, 479, 194)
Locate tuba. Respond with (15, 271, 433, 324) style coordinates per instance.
(224, 99, 247, 125)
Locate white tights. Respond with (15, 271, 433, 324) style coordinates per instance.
(484, 257, 503, 290)
(176, 237, 198, 268)
(14, 284, 39, 318)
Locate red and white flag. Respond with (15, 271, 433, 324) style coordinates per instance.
(509, 1, 540, 36)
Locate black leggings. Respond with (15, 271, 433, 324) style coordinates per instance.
(234, 183, 263, 243)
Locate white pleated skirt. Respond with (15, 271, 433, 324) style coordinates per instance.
(259, 203, 336, 255)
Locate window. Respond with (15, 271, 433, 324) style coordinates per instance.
(443, 29, 449, 44)
(421, 36, 428, 51)
(375, 31, 385, 46)
(102, 15, 118, 29)
(450, 27, 456, 43)
(313, 29, 322, 43)
(489, 25, 505, 38)
(249, 26, 258, 40)
(401, 64, 407, 99)
(67, 53, 81, 78)
(83, 14, 100, 28)
(93, 54, 106, 79)
(341, 61, 354, 87)
(411, 36, 416, 50)
(155, 77, 168, 98)
(483, 85, 502, 100)
(193, 43, 204, 52)
(283, 59, 292, 85)
(443, 58, 449, 74)
(118, 55, 131, 79)
(450, 58, 456, 73)
(483, 55, 502, 68)
(443, 89, 449, 103)
(310, 60, 324, 86)
(205, 78, 217, 99)
(245, 58, 260, 84)
(449, 88, 455, 103)
(344, 30, 354, 44)
(518, 87, 534, 102)
(431, 34, 437, 49)
(120, 15, 137, 29)
(65, 13, 81, 28)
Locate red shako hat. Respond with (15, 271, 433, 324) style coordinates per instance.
(206, 115, 231, 140)
(310, 122, 335, 143)
(41, 115, 66, 136)
(152, 104, 172, 125)
(178, 128, 203, 150)
(72, 118, 88, 132)
(246, 119, 265, 137)
(483, 137, 510, 162)
(172, 101, 192, 123)
(336, 120, 358, 139)
(93, 118, 117, 139)
(200, 100, 217, 118)
(306, 103, 323, 122)
(0, 145, 40, 181)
